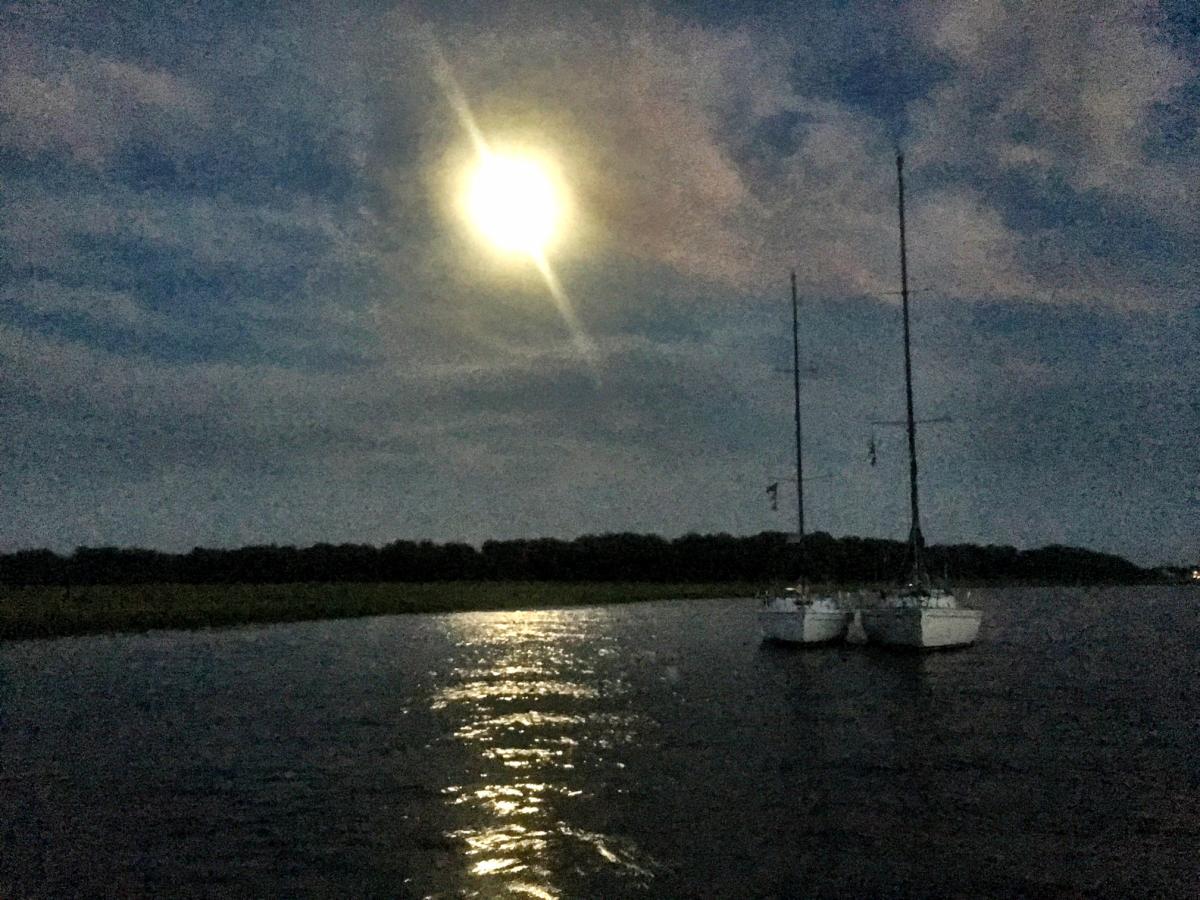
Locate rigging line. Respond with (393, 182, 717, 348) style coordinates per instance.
(869, 416, 953, 426)
(875, 288, 935, 296)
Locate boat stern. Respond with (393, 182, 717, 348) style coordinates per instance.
(861, 596, 982, 649)
(758, 596, 851, 644)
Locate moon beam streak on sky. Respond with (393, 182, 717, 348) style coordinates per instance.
(430, 45, 490, 158)
(532, 250, 597, 362)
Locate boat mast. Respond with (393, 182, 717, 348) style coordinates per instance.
(895, 154, 925, 584)
(790, 270, 806, 582)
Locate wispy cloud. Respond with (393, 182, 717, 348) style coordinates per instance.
(0, 35, 211, 167)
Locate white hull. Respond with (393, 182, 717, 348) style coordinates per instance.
(861, 604, 981, 650)
(758, 595, 851, 644)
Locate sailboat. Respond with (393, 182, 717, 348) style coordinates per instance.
(860, 155, 982, 650)
(758, 272, 852, 644)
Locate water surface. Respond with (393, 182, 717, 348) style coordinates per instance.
(1, 587, 1196, 897)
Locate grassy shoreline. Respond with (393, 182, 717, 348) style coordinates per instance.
(0, 581, 769, 642)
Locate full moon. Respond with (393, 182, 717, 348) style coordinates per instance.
(465, 153, 560, 255)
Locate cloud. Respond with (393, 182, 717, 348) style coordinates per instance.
(389, 11, 787, 287)
(396, 3, 1195, 315)
(0, 309, 773, 550)
(907, 0, 1198, 223)
(0, 36, 211, 167)
(907, 185, 1037, 300)
(1, 171, 383, 369)
(1, 280, 151, 329)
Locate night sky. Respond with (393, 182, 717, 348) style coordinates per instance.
(1, 1, 1196, 565)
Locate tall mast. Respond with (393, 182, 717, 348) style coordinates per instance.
(790, 270, 806, 580)
(896, 154, 925, 584)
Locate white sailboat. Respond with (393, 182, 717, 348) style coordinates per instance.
(759, 272, 852, 645)
(860, 155, 982, 650)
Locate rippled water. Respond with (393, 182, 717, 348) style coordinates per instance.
(1, 587, 1197, 897)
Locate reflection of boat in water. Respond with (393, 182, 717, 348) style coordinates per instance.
(860, 156, 981, 651)
(758, 272, 851, 645)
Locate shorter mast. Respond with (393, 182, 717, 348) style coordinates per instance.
(895, 154, 925, 585)
(791, 270, 806, 584)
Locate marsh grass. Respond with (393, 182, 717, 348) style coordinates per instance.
(0, 581, 768, 641)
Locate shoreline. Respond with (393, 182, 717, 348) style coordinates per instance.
(0, 581, 767, 642)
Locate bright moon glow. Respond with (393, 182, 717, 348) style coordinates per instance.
(466, 154, 559, 255)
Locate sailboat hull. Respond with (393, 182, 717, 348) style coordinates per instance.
(759, 607, 851, 644)
(861, 606, 981, 649)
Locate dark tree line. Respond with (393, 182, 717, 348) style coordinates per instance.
(0, 532, 1154, 586)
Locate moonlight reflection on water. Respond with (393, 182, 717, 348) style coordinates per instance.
(432, 611, 658, 897)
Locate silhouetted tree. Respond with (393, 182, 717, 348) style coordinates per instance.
(0, 533, 1156, 587)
